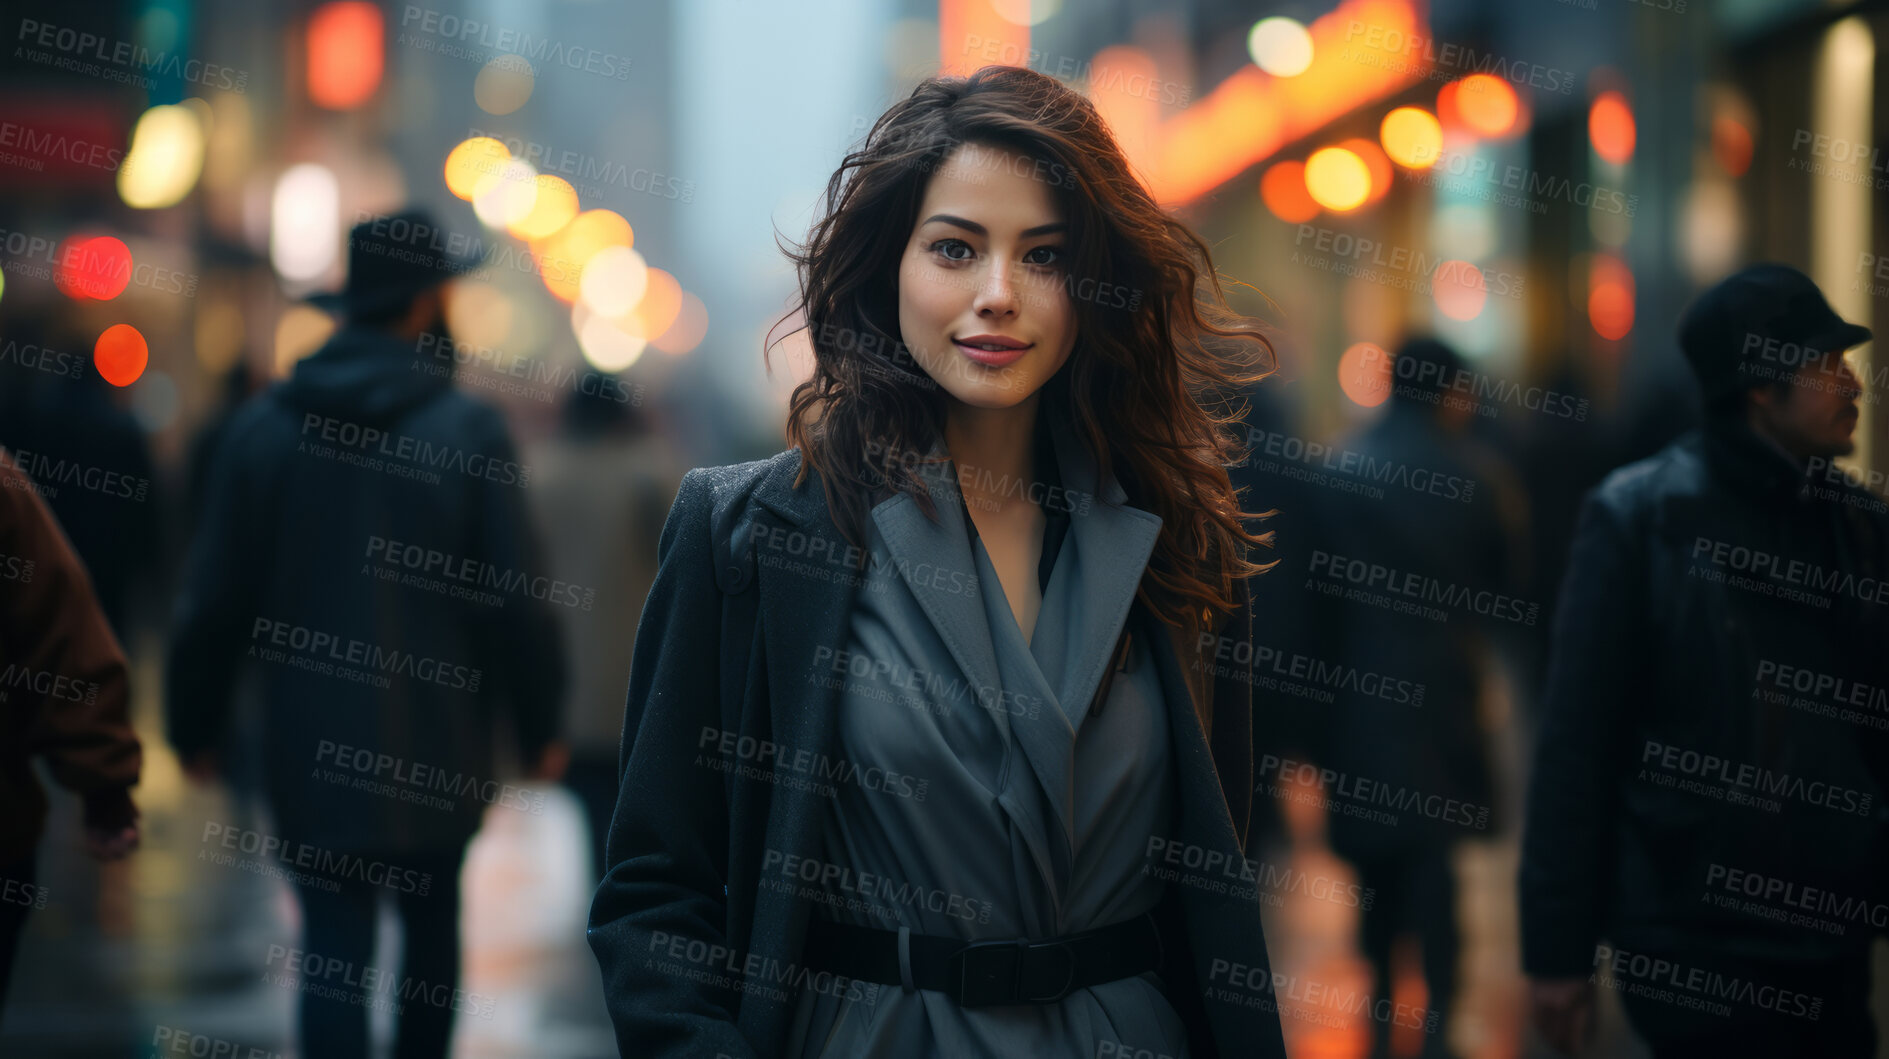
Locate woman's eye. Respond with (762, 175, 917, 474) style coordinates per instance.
(929, 239, 972, 262)
(1023, 245, 1064, 267)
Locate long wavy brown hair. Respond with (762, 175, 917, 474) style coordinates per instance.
(768, 64, 1277, 647)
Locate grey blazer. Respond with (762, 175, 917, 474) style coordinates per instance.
(586, 447, 1288, 1059)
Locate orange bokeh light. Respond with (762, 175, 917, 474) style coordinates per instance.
(1453, 74, 1518, 138)
(1588, 254, 1635, 340)
(1713, 116, 1753, 177)
(1380, 106, 1443, 169)
(1432, 260, 1488, 321)
(55, 235, 132, 301)
(1261, 161, 1321, 223)
(94, 324, 148, 386)
(1340, 138, 1395, 206)
(1590, 91, 1636, 165)
(535, 209, 634, 304)
(1338, 342, 1393, 407)
(308, 2, 384, 109)
(619, 268, 683, 339)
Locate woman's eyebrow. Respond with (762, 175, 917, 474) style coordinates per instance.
(920, 214, 1067, 238)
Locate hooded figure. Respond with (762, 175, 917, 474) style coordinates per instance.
(167, 208, 565, 1059)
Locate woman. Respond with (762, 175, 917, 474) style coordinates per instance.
(589, 64, 1287, 1058)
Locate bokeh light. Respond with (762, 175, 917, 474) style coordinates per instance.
(271, 164, 340, 281)
(1248, 18, 1314, 78)
(1432, 260, 1489, 321)
(474, 55, 536, 115)
(1338, 342, 1392, 407)
(1304, 147, 1371, 212)
(1713, 115, 1754, 177)
(472, 160, 540, 228)
(307, 2, 384, 109)
(445, 137, 512, 201)
(579, 246, 651, 319)
(536, 209, 634, 303)
(619, 268, 682, 339)
(119, 104, 207, 209)
(573, 302, 649, 373)
(275, 304, 337, 375)
(1452, 75, 1519, 138)
(1339, 138, 1394, 207)
(55, 236, 132, 300)
(1381, 107, 1443, 169)
(1590, 91, 1636, 165)
(652, 291, 708, 355)
(1260, 161, 1320, 223)
(1588, 253, 1635, 339)
(989, 0, 1062, 26)
(510, 175, 579, 240)
(94, 324, 149, 387)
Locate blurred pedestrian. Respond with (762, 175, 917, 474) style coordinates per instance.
(166, 209, 566, 1059)
(1317, 336, 1523, 1059)
(524, 383, 683, 881)
(0, 446, 141, 1020)
(1521, 264, 1888, 1058)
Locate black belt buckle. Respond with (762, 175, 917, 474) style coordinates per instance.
(951, 936, 1078, 1007)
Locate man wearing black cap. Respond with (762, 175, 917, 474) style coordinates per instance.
(1520, 264, 1888, 1057)
(167, 209, 567, 1059)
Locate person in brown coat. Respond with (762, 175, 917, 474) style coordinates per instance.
(0, 445, 142, 1015)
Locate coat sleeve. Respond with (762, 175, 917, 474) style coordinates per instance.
(1518, 488, 1641, 978)
(587, 468, 759, 1058)
(467, 412, 565, 763)
(1, 451, 141, 811)
(165, 413, 268, 763)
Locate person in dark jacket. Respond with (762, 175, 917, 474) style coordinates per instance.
(1521, 263, 1889, 1058)
(167, 210, 566, 1059)
(0, 446, 141, 1020)
(1313, 336, 1523, 1059)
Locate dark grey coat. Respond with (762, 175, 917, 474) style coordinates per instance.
(587, 447, 1288, 1058)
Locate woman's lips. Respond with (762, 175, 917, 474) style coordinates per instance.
(953, 339, 1031, 367)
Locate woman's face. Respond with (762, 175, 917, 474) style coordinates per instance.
(897, 141, 1077, 409)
